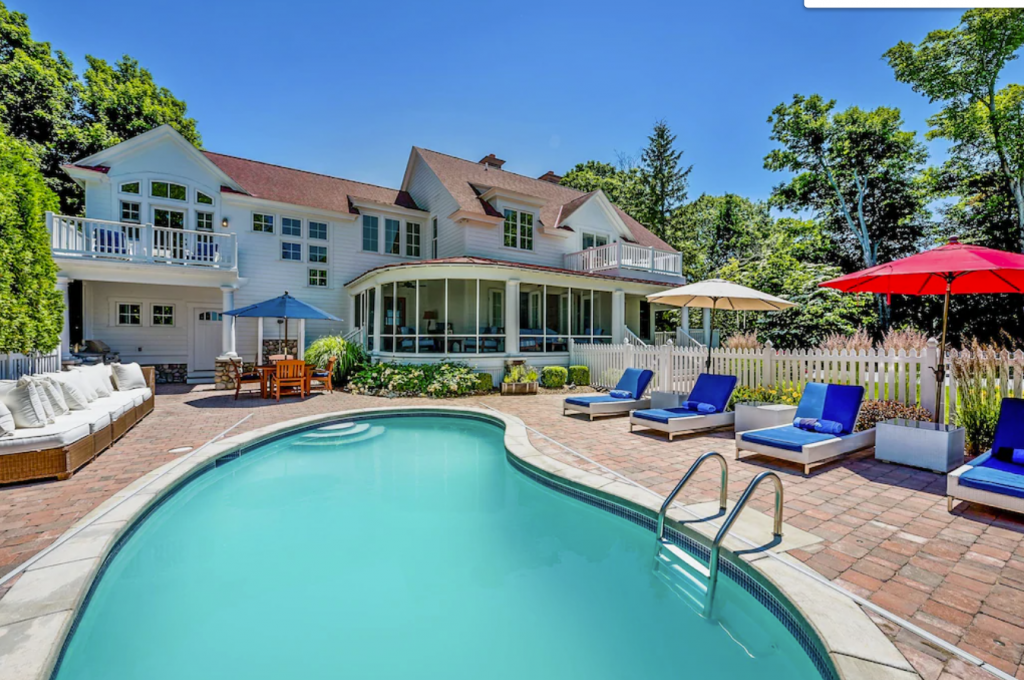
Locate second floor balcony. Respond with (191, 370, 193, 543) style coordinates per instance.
(46, 213, 238, 270)
(563, 242, 682, 278)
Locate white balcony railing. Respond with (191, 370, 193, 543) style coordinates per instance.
(563, 242, 682, 277)
(46, 212, 237, 270)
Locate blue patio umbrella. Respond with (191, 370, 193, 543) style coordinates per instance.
(224, 291, 340, 357)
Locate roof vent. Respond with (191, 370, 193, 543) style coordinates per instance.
(538, 171, 562, 184)
(478, 154, 505, 170)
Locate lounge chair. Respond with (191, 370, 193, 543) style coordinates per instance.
(948, 398, 1024, 515)
(562, 368, 654, 420)
(629, 373, 738, 440)
(735, 383, 874, 475)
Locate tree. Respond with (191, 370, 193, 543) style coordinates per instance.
(0, 126, 63, 353)
(667, 193, 773, 282)
(764, 95, 930, 327)
(638, 120, 691, 240)
(886, 9, 1024, 244)
(560, 159, 645, 219)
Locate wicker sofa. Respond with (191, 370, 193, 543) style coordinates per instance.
(0, 366, 156, 485)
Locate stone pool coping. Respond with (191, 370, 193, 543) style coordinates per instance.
(0, 406, 914, 680)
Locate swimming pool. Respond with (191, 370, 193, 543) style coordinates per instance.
(54, 413, 830, 680)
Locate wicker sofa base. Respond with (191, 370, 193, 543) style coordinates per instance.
(0, 367, 156, 486)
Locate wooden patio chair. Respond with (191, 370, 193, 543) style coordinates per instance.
(229, 360, 261, 400)
(306, 357, 336, 394)
(270, 359, 306, 401)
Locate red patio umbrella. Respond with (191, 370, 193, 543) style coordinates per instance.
(820, 238, 1024, 422)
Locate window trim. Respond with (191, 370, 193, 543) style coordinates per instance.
(115, 302, 142, 327)
(152, 206, 187, 229)
(431, 217, 438, 258)
(120, 200, 141, 224)
(119, 181, 141, 195)
(308, 268, 329, 288)
(362, 215, 380, 253)
(195, 210, 214, 232)
(195, 189, 215, 206)
(281, 216, 303, 237)
(150, 303, 176, 328)
(582, 232, 609, 250)
(308, 220, 328, 241)
(308, 244, 328, 264)
(384, 218, 402, 256)
(280, 241, 303, 262)
(150, 180, 188, 202)
(406, 222, 421, 258)
(502, 209, 535, 251)
(252, 212, 275, 234)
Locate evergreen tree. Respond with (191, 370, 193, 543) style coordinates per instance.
(639, 120, 692, 240)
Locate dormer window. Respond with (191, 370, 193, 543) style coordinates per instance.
(503, 209, 534, 251)
(151, 181, 187, 201)
(582, 233, 608, 250)
(120, 181, 140, 195)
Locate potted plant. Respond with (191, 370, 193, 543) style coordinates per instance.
(501, 363, 538, 395)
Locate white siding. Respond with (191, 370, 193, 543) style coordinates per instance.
(404, 153, 464, 257)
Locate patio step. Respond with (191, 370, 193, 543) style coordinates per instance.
(186, 370, 215, 385)
(293, 424, 385, 447)
(653, 541, 780, 659)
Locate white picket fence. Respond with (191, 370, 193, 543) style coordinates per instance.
(0, 347, 62, 381)
(569, 339, 956, 420)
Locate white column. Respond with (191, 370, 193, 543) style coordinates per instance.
(372, 285, 383, 356)
(505, 279, 520, 354)
(257, 317, 264, 365)
(56, 276, 71, 359)
(298, 319, 306, 360)
(703, 307, 712, 347)
(611, 289, 625, 344)
(220, 285, 236, 356)
(681, 307, 690, 335)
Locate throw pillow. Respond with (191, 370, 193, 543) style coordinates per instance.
(48, 372, 92, 408)
(0, 401, 14, 437)
(34, 376, 70, 417)
(111, 363, 148, 391)
(0, 380, 47, 428)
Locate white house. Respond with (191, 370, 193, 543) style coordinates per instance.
(47, 125, 686, 382)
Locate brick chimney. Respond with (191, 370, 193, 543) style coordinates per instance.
(478, 153, 505, 169)
(538, 171, 562, 184)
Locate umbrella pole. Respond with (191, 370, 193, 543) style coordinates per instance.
(284, 318, 289, 357)
(934, 283, 951, 424)
(705, 303, 716, 372)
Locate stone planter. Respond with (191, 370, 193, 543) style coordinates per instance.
(501, 381, 538, 395)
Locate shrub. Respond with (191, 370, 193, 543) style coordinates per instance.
(541, 366, 567, 388)
(504, 364, 538, 384)
(952, 338, 1005, 455)
(728, 384, 803, 410)
(879, 328, 928, 353)
(819, 329, 872, 353)
(475, 372, 493, 392)
(305, 335, 365, 384)
(724, 331, 761, 350)
(855, 400, 932, 432)
(348, 361, 480, 398)
(568, 365, 590, 386)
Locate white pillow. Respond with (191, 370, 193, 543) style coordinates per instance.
(0, 401, 13, 437)
(48, 372, 93, 408)
(33, 376, 70, 417)
(23, 378, 55, 423)
(0, 380, 47, 428)
(73, 365, 110, 399)
(111, 363, 147, 391)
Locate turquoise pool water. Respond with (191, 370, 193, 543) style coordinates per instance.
(56, 414, 825, 680)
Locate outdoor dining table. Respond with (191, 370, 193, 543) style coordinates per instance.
(255, 363, 315, 398)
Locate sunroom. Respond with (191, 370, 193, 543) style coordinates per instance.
(345, 258, 674, 376)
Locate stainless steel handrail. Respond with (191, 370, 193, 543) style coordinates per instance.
(654, 451, 728, 541)
(705, 471, 784, 610)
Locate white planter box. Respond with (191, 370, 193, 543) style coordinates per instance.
(735, 402, 798, 433)
(875, 419, 965, 473)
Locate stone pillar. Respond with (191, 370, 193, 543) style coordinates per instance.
(56, 276, 71, 359)
(372, 285, 383, 356)
(505, 279, 519, 354)
(611, 289, 625, 344)
(220, 285, 236, 356)
(215, 355, 242, 391)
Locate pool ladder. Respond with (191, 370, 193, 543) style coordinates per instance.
(654, 452, 784, 613)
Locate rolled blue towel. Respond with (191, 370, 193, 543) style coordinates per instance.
(812, 419, 844, 435)
(793, 417, 818, 431)
(682, 401, 717, 414)
(1014, 449, 1024, 465)
(609, 389, 633, 399)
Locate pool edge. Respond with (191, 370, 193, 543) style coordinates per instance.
(0, 406, 912, 680)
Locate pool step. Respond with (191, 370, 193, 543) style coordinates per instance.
(302, 423, 371, 439)
(653, 540, 780, 659)
(294, 424, 386, 447)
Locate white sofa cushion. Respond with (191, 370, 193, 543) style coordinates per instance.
(91, 395, 130, 420)
(35, 376, 70, 416)
(75, 406, 112, 434)
(0, 401, 13, 438)
(73, 365, 112, 398)
(47, 371, 91, 409)
(111, 363, 147, 391)
(29, 379, 56, 422)
(0, 380, 48, 429)
(0, 418, 92, 456)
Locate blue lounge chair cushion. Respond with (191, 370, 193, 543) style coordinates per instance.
(682, 401, 717, 414)
(632, 408, 703, 424)
(614, 368, 654, 400)
(609, 389, 632, 399)
(814, 419, 844, 435)
(740, 425, 842, 452)
(794, 383, 864, 435)
(794, 417, 818, 431)
(565, 395, 634, 407)
(959, 452, 1024, 499)
(991, 398, 1024, 461)
(686, 374, 738, 414)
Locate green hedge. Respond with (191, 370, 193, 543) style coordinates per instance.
(476, 372, 493, 392)
(541, 366, 568, 388)
(568, 365, 590, 386)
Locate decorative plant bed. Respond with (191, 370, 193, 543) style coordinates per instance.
(501, 381, 538, 395)
(502, 362, 538, 395)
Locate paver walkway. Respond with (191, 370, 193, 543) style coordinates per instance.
(2, 385, 1023, 680)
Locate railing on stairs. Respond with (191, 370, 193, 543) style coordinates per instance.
(624, 327, 647, 347)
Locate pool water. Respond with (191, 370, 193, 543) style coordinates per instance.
(56, 415, 824, 680)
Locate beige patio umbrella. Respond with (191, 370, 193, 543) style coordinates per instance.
(647, 279, 797, 370)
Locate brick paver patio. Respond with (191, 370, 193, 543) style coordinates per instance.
(2, 385, 1024, 679)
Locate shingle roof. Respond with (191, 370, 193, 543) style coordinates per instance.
(203, 152, 421, 215)
(413, 148, 674, 251)
(345, 256, 671, 288)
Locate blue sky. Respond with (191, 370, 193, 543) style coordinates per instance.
(17, 1, 1020, 201)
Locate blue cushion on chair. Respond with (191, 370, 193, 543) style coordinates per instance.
(614, 368, 654, 399)
(609, 389, 633, 399)
(686, 374, 738, 414)
(959, 452, 1024, 499)
(681, 401, 717, 414)
(565, 395, 627, 407)
(991, 399, 1024, 461)
(740, 425, 841, 452)
(794, 383, 864, 435)
(814, 419, 844, 435)
(632, 408, 702, 424)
